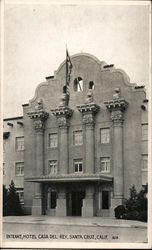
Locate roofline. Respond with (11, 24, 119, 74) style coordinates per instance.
(3, 116, 23, 121)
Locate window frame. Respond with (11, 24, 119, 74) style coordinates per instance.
(74, 159, 83, 173)
(15, 136, 24, 151)
(15, 162, 24, 176)
(73, 130, 83, 146)
(3, 163, 6, 176)
(49, 133, 58, 148)
(141, 124, 148, 141)
(74, 77, 83, 92)
(100, 157, 110, 173)
(100, 128, 110, 144)
(49, 160, 58, 175)
(142, 154, 148, 171)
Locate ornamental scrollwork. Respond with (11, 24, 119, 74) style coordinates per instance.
(57, 116, 69, 128)
(82, 113, 95, 125)
(111, 110, 123, 122)
(33, 119, 45, 132)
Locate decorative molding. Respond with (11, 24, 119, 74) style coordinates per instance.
(51, 106, 73, 128)
(77, 103, 100, 126)
(27, 100, 49, 132)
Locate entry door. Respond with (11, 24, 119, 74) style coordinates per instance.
(71, 192, 84, 216)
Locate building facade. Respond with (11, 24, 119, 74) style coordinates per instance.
(4, 53, 148, 217)
(3, 117, 24, 204)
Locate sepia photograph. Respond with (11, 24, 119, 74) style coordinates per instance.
(1, 0, 151, 249)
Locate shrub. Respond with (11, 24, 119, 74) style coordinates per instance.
(114, 205, 126, 219)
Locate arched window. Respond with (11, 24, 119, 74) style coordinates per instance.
(74, 77, 83, 92)
(63, 85, 67, 94)
(89, 81, 94, 90)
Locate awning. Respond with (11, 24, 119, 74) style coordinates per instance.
(25, 173, 113, 183)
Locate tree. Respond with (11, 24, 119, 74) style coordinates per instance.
(3, 185, 8, 216)
(6, 180, 23, 216)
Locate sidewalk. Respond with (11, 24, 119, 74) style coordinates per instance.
(3, 215, 147, 228)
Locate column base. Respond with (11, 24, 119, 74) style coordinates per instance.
(82, 198, 94, 217)
(110, 197, 124, 218)
(32, 197, 42, 216)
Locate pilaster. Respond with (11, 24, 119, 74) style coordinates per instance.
(51, 106, 73, 174)
(27, 99, 49, 215)
(104, 88, 128, 209)
(77, 101, 99, 174)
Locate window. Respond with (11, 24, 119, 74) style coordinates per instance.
(49, 133, 58, 148)
(74, 77, 83, 92)
(50, 191, 57, 209)
(142, 124, 148, 140)
(73, 131, 83, 146)
(15, 162, 24, 176)
(3, 141, 5, 152)
(89, 81, 94, 90)
(49, 160, 58, 174)
(100, 157, 110, 173)
(74, 160, 83, 173)
(102, 191, 109, 209)
(16, 137, 24, 151)
(16, 189, 24, 204)
(100, 128, 110, 144)
(3, 163, 6, 176)
(142, 155, 148, 170)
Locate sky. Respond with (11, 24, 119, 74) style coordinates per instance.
(2, 1, 150, 118)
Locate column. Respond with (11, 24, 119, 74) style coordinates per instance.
(82, 185, 94, 217)
(77, 103, 99, 174)
(28, 104, 48, 216)
(51, 106, 73, 216)
(105, 89, 128, 216)
(51, 107, 73, 174)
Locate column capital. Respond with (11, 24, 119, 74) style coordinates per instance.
(51, 106, 73, 128)
(27, 110, 49, 132)
(77, 103, 100, 126)
(104, 88, 128, 123)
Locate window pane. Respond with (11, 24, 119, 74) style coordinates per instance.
(100, 158, 110, 172)
(142, 155, 148, 170)
(142, 124, 148, 140)
(15, 162, 24, 176)
(74, 160, 83, 173)
(74, 131, 83, 145)
(101, 128, 110, 143)
(49, 160, 57, 174)
(16, 137, 24, 151)
(49, 134, 58, 148)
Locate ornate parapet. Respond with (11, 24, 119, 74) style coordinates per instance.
(27, 99, 49, 132)
(77, 103, 100, 127)
(104, 89, 128, 124)
(51, 106, 73, 128)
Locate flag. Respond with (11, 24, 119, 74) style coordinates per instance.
(66, 48, 72, 96)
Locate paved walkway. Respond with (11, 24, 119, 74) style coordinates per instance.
(3, 215, 147, 228)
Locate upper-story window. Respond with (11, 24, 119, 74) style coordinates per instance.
(74, 77, 83, 92)
(73, 131, 83, 146)
(15, 162, 24, 176)
(3, 163, 6, 176)
(100, 157, 110, 173)
(16, 189, 24, 204)
(142, 124, 148, 140)
(3, 141, 5, 152)
(49, 160, 58, 175)
(142, 155, 148, 171)
(16, 136, 24, 151)
(89, 81, 94, 90)
(100, 128, 110, 144)
(49, 133, 58, 148)
(74, 159, 83, 173)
